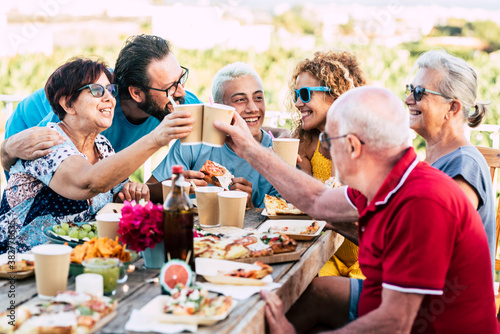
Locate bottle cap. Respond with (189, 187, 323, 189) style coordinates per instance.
(172, 165, 183, 174)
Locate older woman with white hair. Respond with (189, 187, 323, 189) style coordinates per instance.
(405, 49, 495, 272)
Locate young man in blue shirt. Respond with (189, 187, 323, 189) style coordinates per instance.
(146, 62, 279, 208)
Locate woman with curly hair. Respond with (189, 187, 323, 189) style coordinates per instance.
(287, 50, 366, 278)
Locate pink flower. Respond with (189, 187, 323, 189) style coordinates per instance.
(117, 200, 163, 252)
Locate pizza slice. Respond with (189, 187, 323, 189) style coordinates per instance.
(264, 194, 304, 216)
(200, 160, 234, 190)
(260, 233, 297, 254)
(300, 221, 321, 235)
(0, 260, 35, 273)
(221, 261, 273, 279)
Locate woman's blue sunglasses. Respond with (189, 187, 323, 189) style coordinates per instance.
(293, 86, 331, 103)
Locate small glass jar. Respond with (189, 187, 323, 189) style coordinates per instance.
(82, 257, 126, 296)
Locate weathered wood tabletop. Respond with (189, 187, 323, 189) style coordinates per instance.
(1, 208, 344, 334)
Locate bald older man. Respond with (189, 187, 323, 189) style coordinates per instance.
(214, 86, 498, 333)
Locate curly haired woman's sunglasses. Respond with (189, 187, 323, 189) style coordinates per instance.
(292, 86, 332, 103)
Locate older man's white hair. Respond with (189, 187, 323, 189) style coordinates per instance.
(330, 86, 409, 152)
(211, 62, 263, 104)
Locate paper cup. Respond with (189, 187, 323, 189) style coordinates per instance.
(32, 244, 72, 299)
(96, 213, 121, 240)
(195, 186, 224, 227)
(162, 180, 191, 202)
(76, 273, 104, 297)
(202, 103, 235, 147)
(272, 138, 300, 167)
(218, 191, 247, 228)
(177, 104, 204, 145)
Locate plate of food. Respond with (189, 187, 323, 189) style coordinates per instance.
(0, 291, 117, 333)
(262, 194, 312, 220)
(139, 284, 236, 325)
(0, 254, 35, 279)
(257, 220, 326, 241)
(196, 258, 273, 286)
(43, 222, 97, 247)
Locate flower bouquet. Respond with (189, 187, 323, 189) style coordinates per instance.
(117, 200, 163, 252)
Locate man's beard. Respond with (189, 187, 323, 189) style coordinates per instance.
(138, 92, 186, 122)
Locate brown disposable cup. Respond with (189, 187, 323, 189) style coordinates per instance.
(32, 244, 72, 299)
(96, 213, 121, 240)
(218, 191, 247, 228)
(203, 103, 235, 147)
(162, 180, 191, 202)
(272, 138, 300, 167)
(177, 104, 204, 145)
(195, 186, 224, 227)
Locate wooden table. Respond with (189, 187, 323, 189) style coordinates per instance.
(1, 209, 343, 334)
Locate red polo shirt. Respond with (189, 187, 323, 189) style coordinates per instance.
(346, 147, 498, 333)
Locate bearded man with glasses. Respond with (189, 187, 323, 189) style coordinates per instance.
(2, 35, 202, 192)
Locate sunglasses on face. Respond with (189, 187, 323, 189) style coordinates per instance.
(78, 83, 118, 98)
(405, 84, 448, 102)
(292, 86, 332, 103)
(319, 131, 365, 150)
(145, 66, 189, 97)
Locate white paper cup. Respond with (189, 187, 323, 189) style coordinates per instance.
(218, 191, 247, 228)
(32, 244, 72, 299)
(195, 186, 224, 227)
(202, 103, 235, 147)
(272, 138, 300, 167)
(162, 180, 191, 202)
(177, 104, 204, 145)
(96, 213, 121, 240)
(76, 273, 104, 297)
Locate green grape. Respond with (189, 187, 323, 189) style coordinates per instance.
(56, 228, 67, 236)
(61, 223, 70, 231)
(78, 230, 88, 239)
(69, 229, 79, 239)
(82, 224, 91, 232)
(52, 225, 58, 232)
(87, 231, 95, 239)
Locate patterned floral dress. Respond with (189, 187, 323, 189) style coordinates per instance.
(0, 123, 127, 254)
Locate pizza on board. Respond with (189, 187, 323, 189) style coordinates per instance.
(194, 231, 297, 260)
(0, 291, 116, 334)
(199, 160, 234, 190)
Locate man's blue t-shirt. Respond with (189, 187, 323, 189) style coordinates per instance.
(5, 87, 202, 153)
(152, 130, 280, 208)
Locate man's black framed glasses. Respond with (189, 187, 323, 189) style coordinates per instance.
(292, 86, 331, 103)
(319, 132, 365, 150)
(145, 66, 189, 97)
(78, 84, 118, 98)
(405, 83, 449, 102)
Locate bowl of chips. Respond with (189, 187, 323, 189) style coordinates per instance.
(69, 237, 137, 276)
